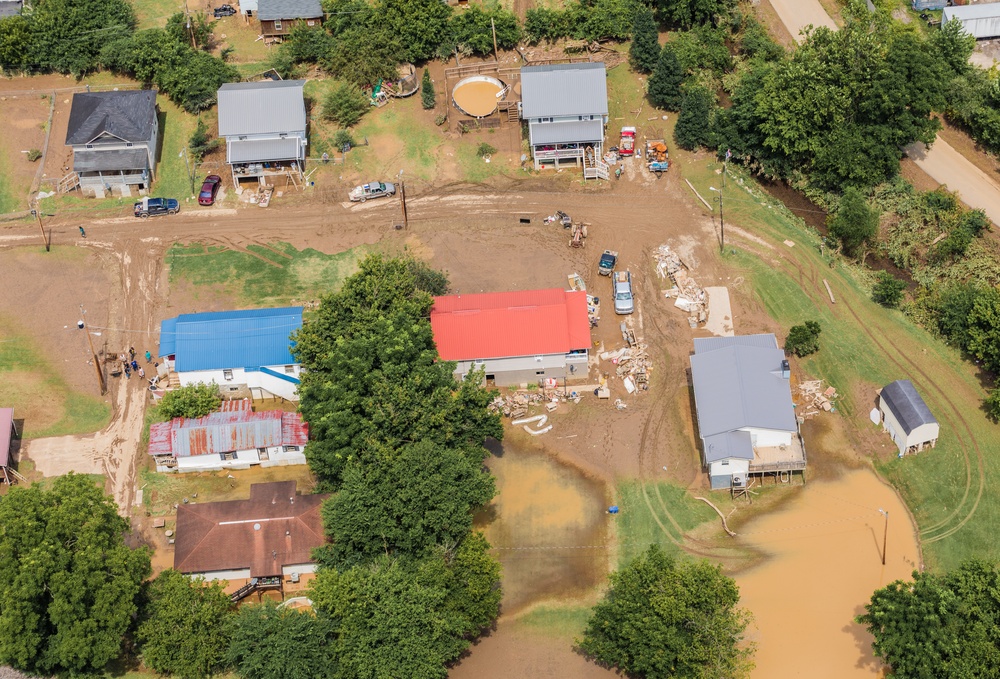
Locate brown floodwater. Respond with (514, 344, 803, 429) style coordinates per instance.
(735, 468, 919, 679)
(477, 439, 611, 614)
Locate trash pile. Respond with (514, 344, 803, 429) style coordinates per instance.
(600, 328, 650, 393)
(488, 386, 583, 420)
(797, 380, 838, 419)
(655, 244, 707, 328)
(568, 272, 600, 326)
(647, 140, 668, 164)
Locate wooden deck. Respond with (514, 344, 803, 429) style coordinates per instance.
(750, 435, 807, 473)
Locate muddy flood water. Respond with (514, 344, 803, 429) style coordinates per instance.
(477, 438, 611, 615)
(736, 468, 919, 679)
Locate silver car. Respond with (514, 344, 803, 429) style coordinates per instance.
(614, 270, 634, 315)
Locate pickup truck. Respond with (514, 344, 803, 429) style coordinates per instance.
(619, 127, 636, 157)
(349, 181, 396, 202)
(613, 270, 634, 315)
(134, 197, 179, 218)
(598, 250, 618, 276)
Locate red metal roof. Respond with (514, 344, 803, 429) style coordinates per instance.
(430, 288, 591, 361)
(149, 399, 309, 458)
(0, 408, 13, 468)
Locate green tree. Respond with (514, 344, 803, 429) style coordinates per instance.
(449, 4, 520, 56)
(155, 382, 222, 420)
(0, 474, 151, 675)
(872, 271, 906, 309)
(932, 16, 976, 77)
(322, 81, 370, 127)
(674, 85, 714, 150)
(189, 117, 221, 161)
(166, 11, 215, 50)
(827, 187, 878, 258)
(324, 24, 403, 87)
(319, 440, 495, 567)
(654, 0, 735, 29)
(28, 0, 136, 75)
(785, 321, 822, 357)
(283, 25, 336, 65)
(580, 545, 754, 679)
(966, 286, 1000, 374)
(984, 386, 1000, 422)
(932, 283, 981, 349)
(0, 15, 31, 71)
(225, 601, 339, 679)
(137, 570, 233, 679)
(375, 0, 452, 63)
(629, 6, 660, 74)
(421, 68, 435, 110)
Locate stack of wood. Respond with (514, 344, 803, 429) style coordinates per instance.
(600, 344, 651, 392)
(797, 380, 838, 420)
(655, 244, 707, 327)
(648, 141, 668, 163)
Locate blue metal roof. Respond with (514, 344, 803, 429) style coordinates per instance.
(159, 307, 303, 372)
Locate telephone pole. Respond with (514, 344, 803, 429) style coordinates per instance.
(491, 18, 498, 62)
(398, 171, 408, 229)
(30, 206, 49, 252)
(879, 509, 889, 566)
(78, 305, 106, 395)
(710, 186, 724, 254)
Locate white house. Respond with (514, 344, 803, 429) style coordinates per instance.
(217, 80, 307, 187)
(158, 306, 303, 401)
(65, 90, 159, 196)
(173, 481, 328, 600)
(878, 380, 939, 455)
(430, 288, 592, 387)
(520, 62, 609, 177)
(689, 334, 805, 489)
(148, 399, 307, 472)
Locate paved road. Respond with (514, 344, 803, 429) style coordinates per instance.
(768, 0, 1000, 226)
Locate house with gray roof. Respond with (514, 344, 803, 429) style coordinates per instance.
(64, 90, 158, 197)
(520, 62, 609, 177)
(217, 80, 307, 187)
(689, 334, 806, 490)
(256, 0, 323, 39)
(878, 380, 938, 455)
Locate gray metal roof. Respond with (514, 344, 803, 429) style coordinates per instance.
(217, 80, 306, 137)
(529, 119, 604, 146)
(257, 0, 322, 20)
(689, 334, 797, 441)
(0, 1, 22, 17)
(694, 334, 779, 353)
(65, 90, 157, 145)
(521, 63, 608, 119)
(73, 148, 150, 172)
(880, 380, 936, 435)
(227, 137, 301, 163)
(703, 431, 754, 463)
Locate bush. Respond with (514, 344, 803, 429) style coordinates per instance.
(477, 142, 497, 158)
(156, 383, 221, 420)
(27, 148, 42, 162)
(188, 117, 220, 161)
(421, 68, 435, 110)
(673, 86, 714, 150)
(872, 271, 907, 308)
(984, 386, 1000, 422)
(828, 187, 878, 258)
(322, 82, 369, 127)
(785, 321, 822, 357)
(333, 129, 355, 151)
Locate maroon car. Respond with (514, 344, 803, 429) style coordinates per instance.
(198, 175, 222, 206)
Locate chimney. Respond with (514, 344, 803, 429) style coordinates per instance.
(781, 360, 790, 379)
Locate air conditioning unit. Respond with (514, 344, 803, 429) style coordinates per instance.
(732, 475, 745, 487)
(290, 572, 300, 583)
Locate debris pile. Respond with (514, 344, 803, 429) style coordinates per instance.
(600, 337, 650, 392)
(647, 141, 668, 164)
(655, 244, 707, 328)
(797, 380, 838, 420)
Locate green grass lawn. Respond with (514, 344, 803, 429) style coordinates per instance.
(166, 241, 366, 307)
(131, 0, 184, 28)
(0, 313, 110, 439)
(615, 479, 719, 566)
(155, 96, 201, 201)
(514, 604, 594, 640)
(680, 157, 1000, 570)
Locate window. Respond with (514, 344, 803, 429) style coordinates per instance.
(126, 142, 133, 147)
(223, 369, 234, 381)
(86, 144, 94, 149)
(307, 19, 315, 26)
(283, 445, 299, 452)
(535, 370, 545, 376)
(274, 19, 282, 29)
(284, 365, 295, 374)
(220, 451, 237, 461)
(257, 447, 267, 454)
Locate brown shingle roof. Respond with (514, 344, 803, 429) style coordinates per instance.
(173, 481, 328, 577)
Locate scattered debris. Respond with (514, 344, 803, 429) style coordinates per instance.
(797, 379, 839, 420)
(655, 244, 707, 327)
(512, 414, 552, 435)
(614, 398, 628, 410)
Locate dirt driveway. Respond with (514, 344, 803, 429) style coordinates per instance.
(767, 0, 836, 42)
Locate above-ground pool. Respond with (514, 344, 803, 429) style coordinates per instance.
(452, 75, 506, 118)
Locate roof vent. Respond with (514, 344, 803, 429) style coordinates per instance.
(253, 523, 261, 531)
(781, 360, 790, 379)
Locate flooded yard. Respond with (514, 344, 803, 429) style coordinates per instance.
(735, 468, 919, 679)
(477, 437, 611, 615)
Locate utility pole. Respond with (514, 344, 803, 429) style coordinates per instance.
(78, 305, 106, 395)
(879, 509, 889, 566)
(180, 147, 195, 195)
(398, 170, 408, 229)
(30, 206, 48, 252)
(491, 18, 498, 62)
(710, 186, 724, 254)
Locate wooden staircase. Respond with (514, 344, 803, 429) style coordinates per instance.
(583, 146, 609, 181)
(57, 172, 79, 194)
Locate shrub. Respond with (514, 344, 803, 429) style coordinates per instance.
(477, 142, 497, 157)
(828, 187, 878, 258)
(421, 68, 435, 110)
(785, 321, 822, 357)
(156, 383, 221, 420)
(333, 129, 355, 150)
(188, 117, 220, 161)
(322, 82, 369, 127)
(872, 271, 907, 308)
(985, 386, 1000, 422)
(27, 148, 42, 162)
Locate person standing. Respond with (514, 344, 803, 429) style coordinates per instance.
(79, 226, 86, 238)
(130, 359, 138, 372)
(124, 365, 131, 379)
(145, 350, 152, 363)
(129, 346, 136, 359)
(137, 367, 145, 379)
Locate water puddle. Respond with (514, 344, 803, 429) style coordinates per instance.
(735, 468, 919, 678)
(478, 438, 611, 615)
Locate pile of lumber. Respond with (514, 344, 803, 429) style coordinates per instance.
(599, 344, 650, 392)
(648, 141, 668, 163)
(655, 244, 706, 327)
(797, 380, 838, 419)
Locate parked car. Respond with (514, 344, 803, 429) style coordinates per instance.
(349, 181, 396, 202)
(198, 175, 222, 206)
(598, 250, 618, 276)
(213, 4, 237, 17)
(134, 197, 179, 218)
(613, 270, 634, 315)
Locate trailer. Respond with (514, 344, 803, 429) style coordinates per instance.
(646, 139, 669, 176)
(619, 127, 636, 157)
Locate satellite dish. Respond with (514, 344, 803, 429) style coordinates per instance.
(869, 408, 881, 426)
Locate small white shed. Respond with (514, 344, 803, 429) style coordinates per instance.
(878, 380, 939, 455)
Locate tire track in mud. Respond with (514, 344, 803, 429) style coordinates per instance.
(755, 232, 985, 546)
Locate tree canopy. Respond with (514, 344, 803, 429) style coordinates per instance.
(828, 187, 879, 258)
(648, 43, 684, 111)
(137, 569, 233, 679)
(0, 474, 151, 675)
(155, 382, 221, 420)
(579, 545, 754, 679)
(225, 600, 339, 679)
(785, 321, 822, 357)
(629, 6, 660, 74)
